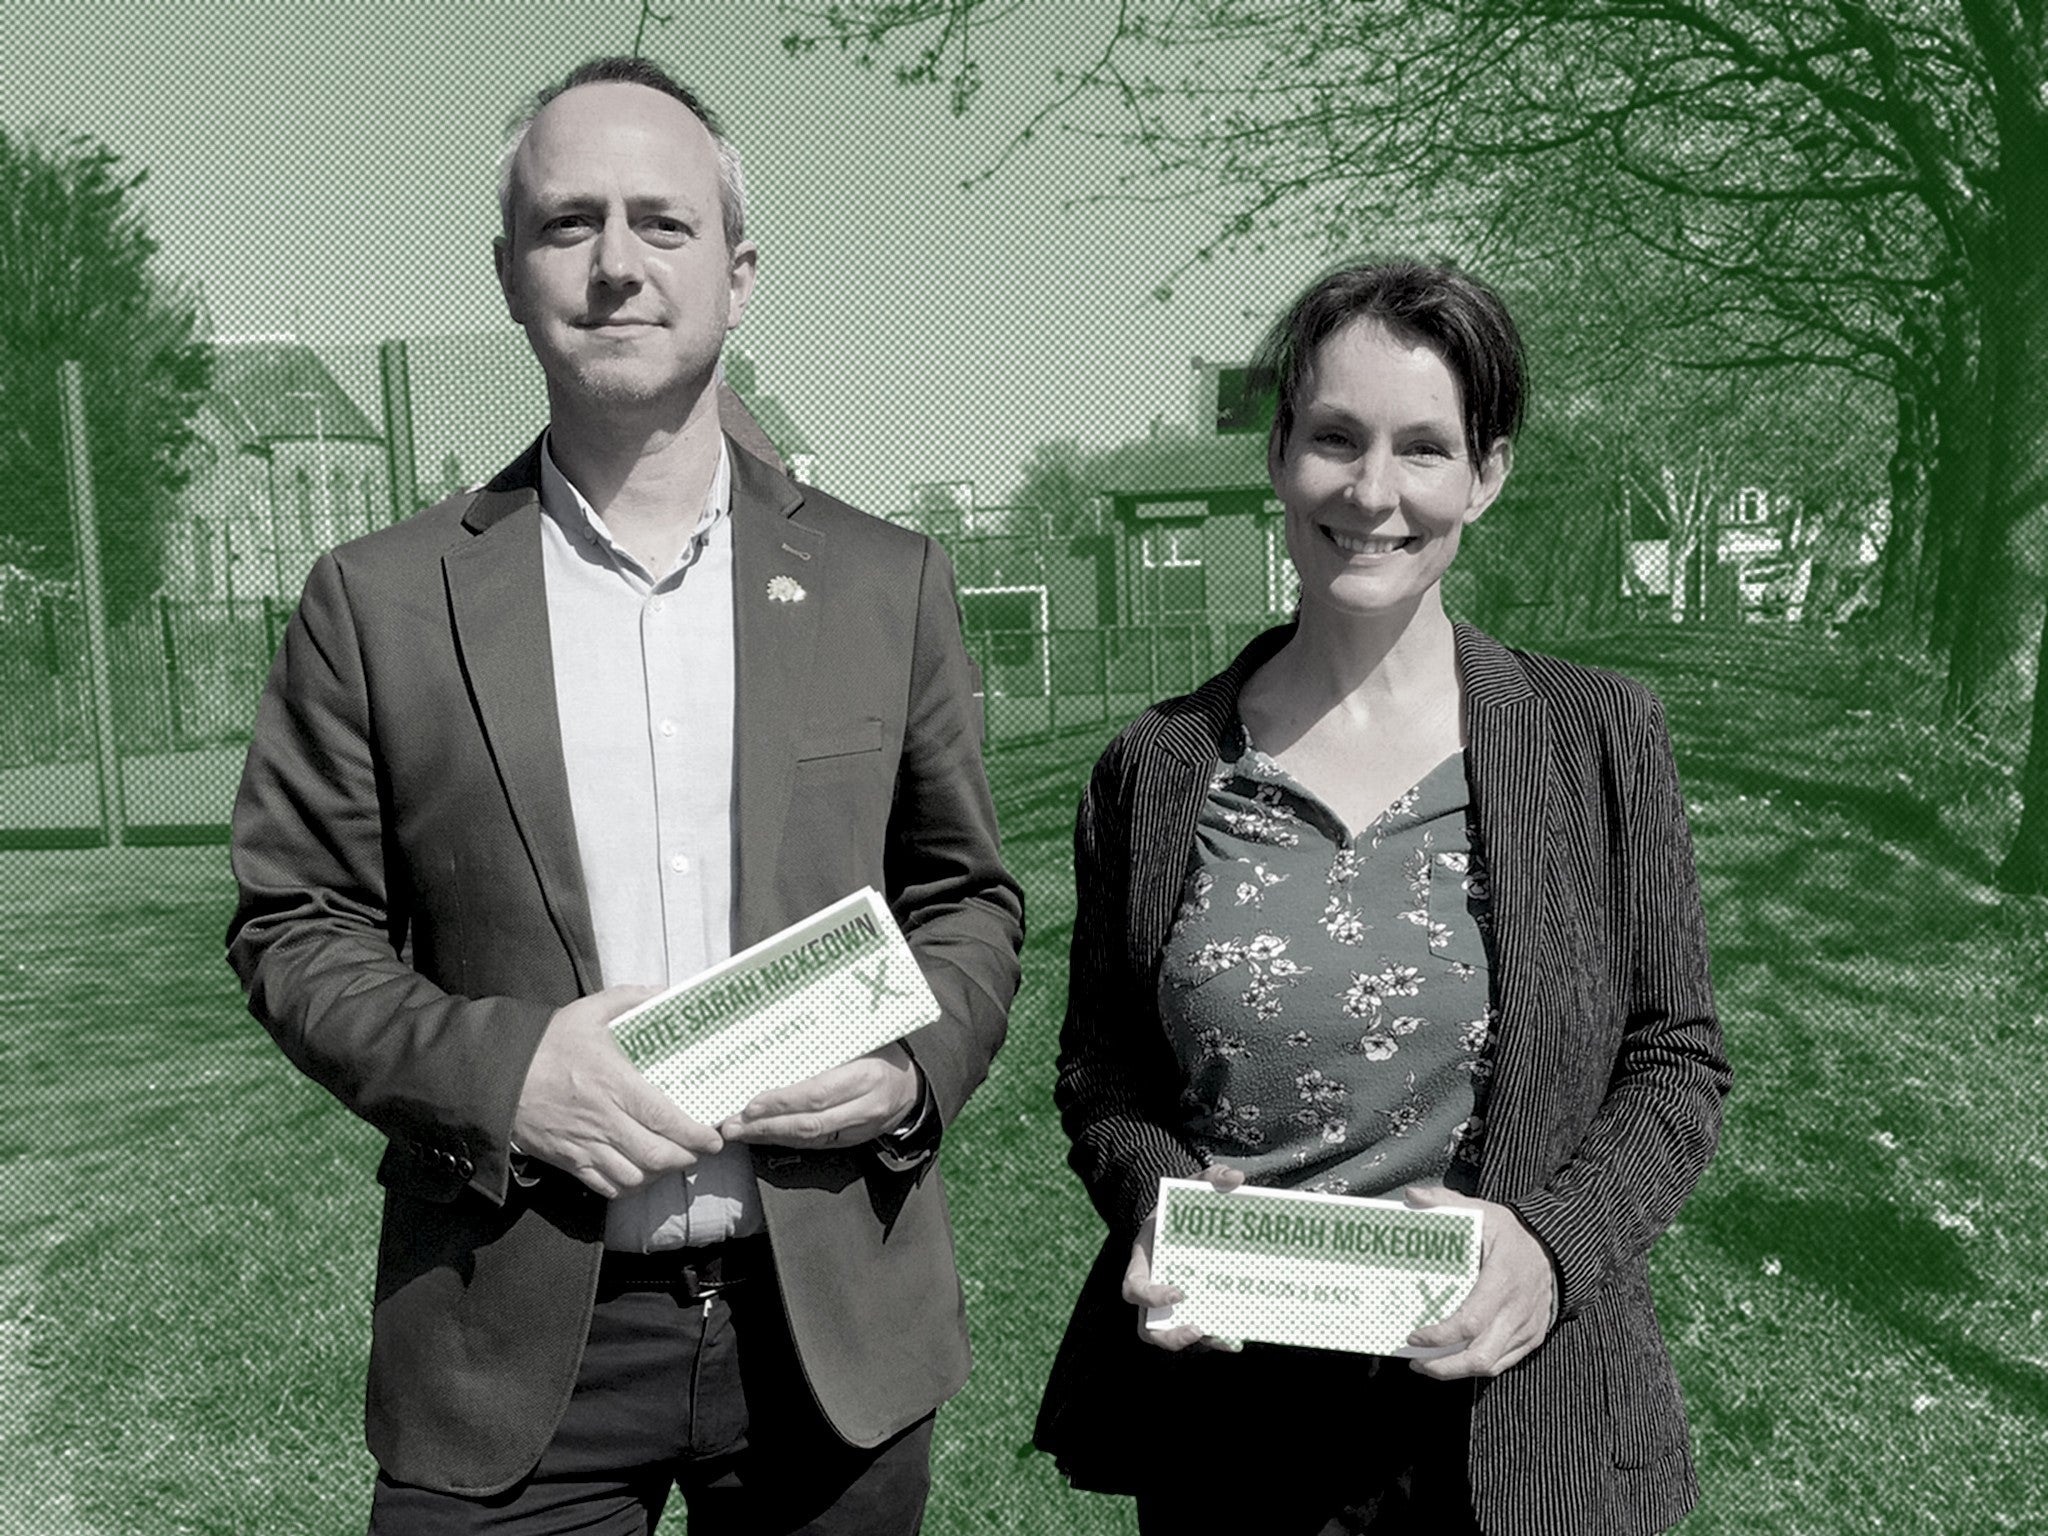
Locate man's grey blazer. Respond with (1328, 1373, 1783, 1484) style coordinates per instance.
(228, 438, 1024, 1495)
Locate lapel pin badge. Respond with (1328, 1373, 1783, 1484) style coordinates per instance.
(766, 574, 807, 603)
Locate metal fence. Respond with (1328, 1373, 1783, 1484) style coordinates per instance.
(0, 559, 1264, 848)
(0, 589, 1267, 772)
(0, 591, 277, 771)
(963, 620, 1279, 737)
(12, 327, 1848, 844)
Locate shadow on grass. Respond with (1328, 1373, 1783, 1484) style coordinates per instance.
(1552, 625, 2014, 882)
(1684, 830, 2048, 1422)
(1683, 749, 1997, 889)
(1697, 788, 2014, 973)
(1685, 1181, 2048, 1420)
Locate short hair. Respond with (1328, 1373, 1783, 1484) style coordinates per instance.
(1253, 260, 1526, 470)
(497, 56, 748, 251)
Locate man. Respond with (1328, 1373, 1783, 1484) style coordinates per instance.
(227, 56, 1023, 1534)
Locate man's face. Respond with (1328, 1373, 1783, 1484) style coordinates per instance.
(495, 82, 756, 418)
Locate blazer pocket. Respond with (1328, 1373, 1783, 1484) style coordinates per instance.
(1598, 1279, 1691, 1468)
(797, 718, 885, 762)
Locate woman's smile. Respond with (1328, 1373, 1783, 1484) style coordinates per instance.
(1323, 527, 1417, 558)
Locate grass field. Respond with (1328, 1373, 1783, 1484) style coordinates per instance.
(3, 624, 2045, 1534)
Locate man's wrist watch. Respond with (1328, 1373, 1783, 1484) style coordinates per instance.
(874, 1065, 939, 1172)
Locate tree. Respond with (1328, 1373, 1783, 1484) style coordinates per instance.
(788, 0, 2048, 893)
(0, 130, 212, 620)
(1013, 439, 1101, 537)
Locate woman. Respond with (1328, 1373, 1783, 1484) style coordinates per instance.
(1033, 261, 1729, 1535)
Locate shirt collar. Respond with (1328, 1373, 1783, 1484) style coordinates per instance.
(537, 430, 731, 574)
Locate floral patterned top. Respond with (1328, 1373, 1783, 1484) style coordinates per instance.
(1156, 729, 1497, 1197)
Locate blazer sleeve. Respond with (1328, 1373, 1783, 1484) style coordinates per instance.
(1052, 747, 1207, 1240)
(885, 537, 1025, 1131)
(225, 551, 553, 1207)
(1507, 694, 1731, 1318)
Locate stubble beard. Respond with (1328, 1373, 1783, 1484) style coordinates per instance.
(542, 339, 719, 424)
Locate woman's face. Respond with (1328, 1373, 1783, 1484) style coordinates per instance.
(1273, 318, 1510, 623)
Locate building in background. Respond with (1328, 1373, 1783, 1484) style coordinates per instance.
(891, 360, 1291, 733)
(161, 335, 810, 614)
(1624, 482, 1885, 624)
(165, 336, 387, 607)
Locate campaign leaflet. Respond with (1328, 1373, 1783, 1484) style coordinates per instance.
(608, 887, 938, 1125)
(1144, 1177, 1483, 1357)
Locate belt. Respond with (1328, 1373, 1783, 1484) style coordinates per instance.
(596, 1235, 770, 1302)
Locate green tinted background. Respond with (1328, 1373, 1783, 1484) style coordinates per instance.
(2, 2, 2043, 1533)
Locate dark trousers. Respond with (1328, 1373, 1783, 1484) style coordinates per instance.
(368, 1245, 932, 1535)
(1130, 1345, 1483, 1535)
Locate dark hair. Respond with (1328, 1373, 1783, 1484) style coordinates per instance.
(498, 56, 747, 250)
(1253, 260, 1526, 470)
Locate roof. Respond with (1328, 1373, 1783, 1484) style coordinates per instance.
(208, 338, 381, 446)
(1091, 431, 1269, 498)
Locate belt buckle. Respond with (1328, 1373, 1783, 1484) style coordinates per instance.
(685, 1248, 736, 1303)
(696, 1234, 767, 1300)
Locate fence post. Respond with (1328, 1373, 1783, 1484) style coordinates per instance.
(58, 359, 125, 847)
(380, 339, 419, 524)
(262, 596, 281, 660)
(158, 593, 185, 744)
(39, 593, 60, 674)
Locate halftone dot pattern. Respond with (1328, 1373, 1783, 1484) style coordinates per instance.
(1146, 1182, 1483, 1357)
(5, 5, 2047, 1536)
(612, 893, 935, 1127)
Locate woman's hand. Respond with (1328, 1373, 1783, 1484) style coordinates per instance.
(1399, 1184, 1557, 1378)
(1123, 1162, 1246, 1352)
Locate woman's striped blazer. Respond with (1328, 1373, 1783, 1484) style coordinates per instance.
(1034, 621, 1731, 1536)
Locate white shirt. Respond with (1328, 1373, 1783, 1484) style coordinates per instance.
(537, 434, 761, 1249)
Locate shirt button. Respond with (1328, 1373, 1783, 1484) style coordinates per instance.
(649, 597, 666, 614)
(670, 853, 690, 874)
(659, 719, 678, 738)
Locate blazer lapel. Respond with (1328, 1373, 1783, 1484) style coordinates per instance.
(1456, 624, 1554, 1195)
(442, 454, 601, 990)
(728, 447, 820, 948)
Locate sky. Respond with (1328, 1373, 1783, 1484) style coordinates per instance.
(3, 0, 1337, 513)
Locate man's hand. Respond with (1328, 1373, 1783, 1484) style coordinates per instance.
(718, 1042, 921, 1150)
(512, 985, 724, 1199)
(1124, 1162, 1246, 1353)
(1401, 1184, 1557, 1379)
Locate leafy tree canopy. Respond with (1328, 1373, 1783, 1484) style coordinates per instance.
(0, 129, 212, 619)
